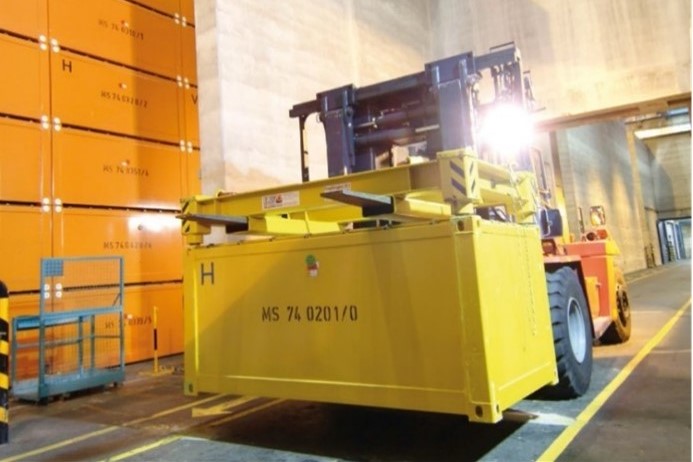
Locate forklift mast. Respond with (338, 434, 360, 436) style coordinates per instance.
(289, 43, 532, 181)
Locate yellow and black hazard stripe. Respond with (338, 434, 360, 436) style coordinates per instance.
(0, 280, 8, 443)
(466, 157, 479, 199)
(448, 157, 467, 196)
(447, 155, 480, 202)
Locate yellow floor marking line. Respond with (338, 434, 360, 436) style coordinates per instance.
(210, 398, 285, 427)
(100, 399, 285, 461)
(192, 395, 260, 417)
(4, 393, 229, 462)
(124, 393, 230, 426)
(538, 298, 691, 462)
(3, 427, 118, 462)
(104, 435, 181, 461)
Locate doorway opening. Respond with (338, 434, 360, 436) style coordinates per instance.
(657, 217, 691, 263)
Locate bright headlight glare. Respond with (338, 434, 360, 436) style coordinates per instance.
(479, 104, 533, 157)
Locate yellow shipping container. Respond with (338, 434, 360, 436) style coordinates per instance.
(185, 217, 556, 423)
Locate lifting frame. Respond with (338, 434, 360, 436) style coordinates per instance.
(181, 149, 539, 243)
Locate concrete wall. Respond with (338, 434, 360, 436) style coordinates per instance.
(430, 0, 691, 120)
(645, 134, 692, 220)
(635, 136, 662, 265)
(195, 1, 690, 195)
(195, 0, 224, 195)
(194, 0, 431, 194)
(554, 121, 649, 272)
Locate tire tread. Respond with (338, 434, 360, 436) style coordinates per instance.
(537, 267, 593, 399)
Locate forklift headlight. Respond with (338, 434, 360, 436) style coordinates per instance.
(479, 104, 533, 157)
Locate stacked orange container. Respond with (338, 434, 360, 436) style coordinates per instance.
(0, 0, 199, 369)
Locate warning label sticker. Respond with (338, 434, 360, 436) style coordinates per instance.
(262, 191, 300, 210)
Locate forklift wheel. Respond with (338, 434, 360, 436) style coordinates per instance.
(539, 267, 593, 399)
(600, 269, 632, 344)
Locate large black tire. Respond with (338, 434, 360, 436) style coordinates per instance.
(541, 267, 593, 399)
(600, 268, 632, 344)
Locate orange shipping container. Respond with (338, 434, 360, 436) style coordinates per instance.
(51, 50, 182, 143)
(122, 283, 183, 363)
(0, 118, 50, 203)
(181, 24, 197, 85)
(11, 289, 116, 378)
(183, 86, 200, 147)
(49, 0, 182, 79)
(0, 205, 51, 292)
(0, 33, 50, 120)
(132, 0, 180, 17)
(182, 149, 201, 198)
(9, 284, 183, 376)
(8, 293, 42, 380)
(53, 128, 184, 210)
(181, 0, 195, 25)
(0, 0, 48, 38)
(54, 208, 182, 284)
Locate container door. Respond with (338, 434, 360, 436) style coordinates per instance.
(54, 208, 183, 284)
(53, 128, 184, 210)
(0, 34, 50, 120)
(0, 205, 51, 292)
(181, 24, 197, 85)
(0, 0, 48, 38)
(180, 0, 195, 25)
(133, 0, 180, 17)
(0, 118, 50, 203)
(123, 283, 183, 363)
(183, 85, 199, 147)
(49, 0, 181, 79)
(51, 50, 182, 143)
(182, 149, 201, 197)
(9, 294, 42, 380)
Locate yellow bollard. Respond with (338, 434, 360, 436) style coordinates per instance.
(140, 305, 172, 377)
(153, 305, 159, 374)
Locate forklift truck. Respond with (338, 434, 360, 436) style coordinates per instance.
(180, 44, 630, 423)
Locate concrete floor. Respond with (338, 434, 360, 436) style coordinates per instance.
(0, 261, 689, 462)
(558, 262, 691, 462)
